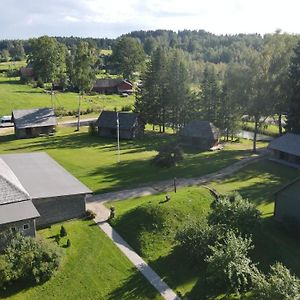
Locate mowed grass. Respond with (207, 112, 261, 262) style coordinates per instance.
(0, 127, 266, 193)
(1, 219, 161, 300)
(108, 161, 300, 298)
(0, 61, 134, 115)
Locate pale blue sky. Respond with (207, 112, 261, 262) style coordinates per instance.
(1, 0, 299, 39)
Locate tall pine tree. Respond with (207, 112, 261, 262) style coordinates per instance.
(286, 42, 300, 134)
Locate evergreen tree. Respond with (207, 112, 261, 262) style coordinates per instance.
(286, 41, 300, 134)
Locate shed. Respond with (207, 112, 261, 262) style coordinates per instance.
(0, 152, 92, 229)
(96, 111, 144, 140)
(268, 133, 300, 165)
(12, 108, 57, 138)
(20, 63, 35, 81)
(274, 177, 300, 225)
(179, 120, 220, 149)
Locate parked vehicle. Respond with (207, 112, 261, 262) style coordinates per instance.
(0, 115, 13, 127)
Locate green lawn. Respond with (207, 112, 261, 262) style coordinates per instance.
(0, 127, 266, 193)
(108, 160, 300, 299)
(0, 219, 161, 300)
(0, 61, 134, 116)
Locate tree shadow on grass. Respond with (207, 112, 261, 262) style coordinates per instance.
(107, 266, 164, 300)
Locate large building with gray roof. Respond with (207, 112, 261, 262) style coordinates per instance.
(0, 152, 92, 237)
(268, 133, 300, 165)
(12, 108, 57, 138)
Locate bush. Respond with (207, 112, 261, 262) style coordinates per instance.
(121, 105, 132, 111)
(206, 230, 257, 295)
(1, 233, 63, 287)
(152, 143, 184, 168)
(60, 226, 67, 237)
(175, 220, 224, 263)
(66, 239, 71, 248)
(86, 209, 97, 220)
(88, 122, 98, 136)
(209, 192, 261, 234)
(252, 262, 300, 300)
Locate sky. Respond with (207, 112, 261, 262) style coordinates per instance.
(1, 0, 300, 39)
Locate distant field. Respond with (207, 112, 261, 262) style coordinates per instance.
(1, 219, 161, 300)
(0, 61, 134, 116)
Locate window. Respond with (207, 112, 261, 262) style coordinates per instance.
(23, 223, 29, 230)
(11, 227, 16, 233)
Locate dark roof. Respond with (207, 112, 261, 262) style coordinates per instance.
(0, 200, 40, 225)
(96, 111, 139, 130)
(93, 78, 123, 88)
(179, 120, 220, 139)
(268, 133, 300, 157)
(0, 158, 30, 205)
(12, 108, 57, 129)
(1, 152, 92, 199)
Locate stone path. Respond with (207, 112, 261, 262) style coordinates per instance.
(87, 201, 180, 300)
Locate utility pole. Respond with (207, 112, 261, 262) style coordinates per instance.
(76, 93, 81, 131)
(117, 112, 120, 163)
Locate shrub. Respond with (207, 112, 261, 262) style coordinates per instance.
(209, 192, 261, 234)
(88, 122, 98, 136)
(60, 226, 67, 237)
(66, 239, 71, 248)
(54, 234, 60, 245)
(252, 262, 300, 300)
(86, 209, 97, 220)
(205, 230, 257, 295)
(121, 105, 132, 111)
(2, 234, 63, 286)
(175, 220, 224, 263)
(152, 143, 184, 168)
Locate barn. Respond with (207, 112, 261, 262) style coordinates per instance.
(268, 133, 300, 165)
(179, 120, 220, 149)
(12, 108, 57, 139)
(0, 152, 92, 233)
(96, 111, 144, 140)
(92, 78, 133, 94)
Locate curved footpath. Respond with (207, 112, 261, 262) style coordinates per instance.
(87, 151, 267, 300)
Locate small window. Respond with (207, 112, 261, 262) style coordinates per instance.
(23, 223, 29, 230)
(11, 227, 16, 233)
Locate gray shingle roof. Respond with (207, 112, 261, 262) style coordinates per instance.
(179, 120, 220, 139)
(268, 133, 300, 157)
(96, 111, 139, 130)
(1, 152, 92, 199)
(0, 158, 30, 205)
(0, 200, 40, 225)
(12, 108, 57, 129)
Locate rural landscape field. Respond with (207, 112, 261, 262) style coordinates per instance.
(1, 1, 300, 300)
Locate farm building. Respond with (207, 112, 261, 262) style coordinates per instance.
(96, 111, 144, 140)
(179, 120, 220, 149)
(20, 64, 35, 81)
(12, 108, 57, 139)
(268, 133, 300, 165)
(274, 177, 300, 225)
(92, 78, 133, 94)
(0, 152, 92, 237)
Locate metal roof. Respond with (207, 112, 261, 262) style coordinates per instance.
(179, 120, 220, 139)
(93, 78, 122, 88)
(1, 152, 92, 199)
(12, 108, 57, 129)
(0, 158, 30, 205)
(0, 200, 40, 225)
(96, 111, 139, 130)
(268, 133, 300, 157)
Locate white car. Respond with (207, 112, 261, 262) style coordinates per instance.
(0, 115, 13, 127)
